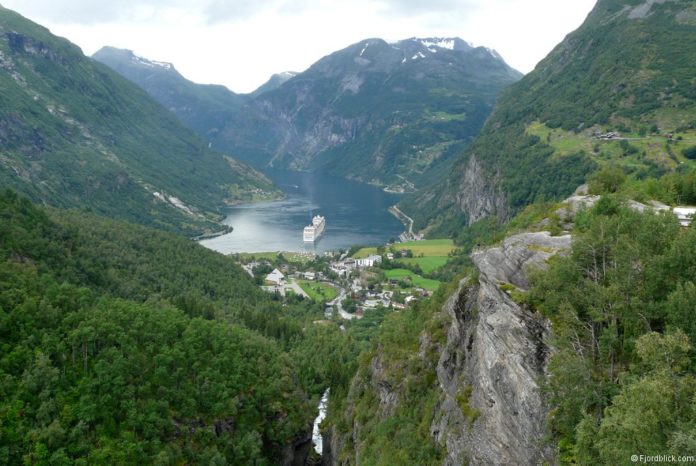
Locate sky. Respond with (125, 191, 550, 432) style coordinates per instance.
(2, 0, 597, 93)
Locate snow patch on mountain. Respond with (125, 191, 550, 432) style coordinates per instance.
(359, 43, 369, 57)
(418, 38, 456, 50)
(131, 54, 172, 70)
(484, 47, 503, 60)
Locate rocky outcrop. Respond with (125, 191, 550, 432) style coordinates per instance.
(452, 155, 510, 226)
(432, 231, 571, 466)
(320, 425, 343, 466)
(281, 429, 314, 466)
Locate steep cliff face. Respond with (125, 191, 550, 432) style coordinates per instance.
(328, 229, 571, 465)
(422, 154, 509, 227)
(282, 430, 314, 466)
(432, 231, 570, 466)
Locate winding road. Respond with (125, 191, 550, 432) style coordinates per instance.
(327, 287, 357, 320)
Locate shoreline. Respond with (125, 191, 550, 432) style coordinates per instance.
(192, 225, 233, 241)
(389, 205, 422, 241)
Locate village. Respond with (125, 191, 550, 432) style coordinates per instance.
(235, 203, 696, 323)
(236, 239, 456, 320)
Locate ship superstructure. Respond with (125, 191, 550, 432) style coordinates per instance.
(303, 215, 326, 242)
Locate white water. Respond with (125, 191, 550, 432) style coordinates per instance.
(312, 389, 330, 455)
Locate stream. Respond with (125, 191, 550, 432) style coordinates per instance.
(312, 389, 330, 455)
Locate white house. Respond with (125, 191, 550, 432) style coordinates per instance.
(356, 255, 382, 268)
(674, 207, 696, 227)
(265, 268, 285, 286)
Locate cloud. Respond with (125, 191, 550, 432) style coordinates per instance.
(3, 0, 298, 25)
(4, 0, 478, 25)
(204, 0, 281, 24)
(3, 0, 181, 24)
(375, 0, 479, 15)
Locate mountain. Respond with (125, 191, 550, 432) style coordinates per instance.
(99, 37, 521, 190)
(404, 0, 696, 234)
(217, 37, 522, 189)
(92, 46, 249, 139)
(251, 71, 299, 97)
(0, 7, 279, 235)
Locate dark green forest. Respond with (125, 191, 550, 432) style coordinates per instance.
(0, 190, 368, 465)
(529, 197, 696, 464)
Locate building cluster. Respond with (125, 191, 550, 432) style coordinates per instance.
(593, 130, 621, 140)
(329, 255, 382, 277)
(241, 248, 432, 320)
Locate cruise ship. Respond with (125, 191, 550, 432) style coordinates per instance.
(303, 215, 326, 242)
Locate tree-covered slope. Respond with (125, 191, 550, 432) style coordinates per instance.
(0, 190, 315, 464)
(405, 0, 696, 233)
(0, 6, 279, 236)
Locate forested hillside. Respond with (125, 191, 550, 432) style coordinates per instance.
(0, 190, 371, 465)
(0, 6, 279, 236)
(530, 196, 696, 464)
(92, 47, 249, 139)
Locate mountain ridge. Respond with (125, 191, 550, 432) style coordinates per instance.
(96, 36, 523, 190)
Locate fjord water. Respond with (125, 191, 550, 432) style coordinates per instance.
(200, 169, 404, 254)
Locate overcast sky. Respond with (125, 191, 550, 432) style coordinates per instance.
(2, 0, 596, 93)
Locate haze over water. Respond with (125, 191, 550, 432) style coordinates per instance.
(200, 169, 404, 254)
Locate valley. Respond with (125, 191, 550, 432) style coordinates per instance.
(2, 1, 696, 465)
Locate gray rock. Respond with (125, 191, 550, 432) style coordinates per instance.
(472, 231, 571, 290)
(453, 155, 509, 225)
(554, 194, 599, 222)
(432, 231, 571, 466)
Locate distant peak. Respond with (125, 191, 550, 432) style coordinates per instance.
(277, 71, 298, 79)
(131, 54, 173, 71)
(93, 46, 174, 71)
(483, 47, 503, 60)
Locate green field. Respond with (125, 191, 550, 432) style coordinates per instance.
(353, 239, 456, 260)
(236, 252, 280, 262)
(352, 247, 379, 259)
(526, 120, 696, 170)
(393, 239, 456, 256)
(235, 251, 315, 263)
(395, 256, 449, 274)
(384, 269, 441, 291)
(298, 280, 338, 302)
